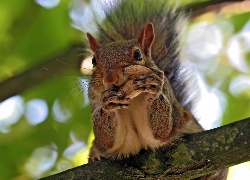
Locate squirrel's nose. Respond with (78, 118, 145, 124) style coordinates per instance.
(103, 71, 119, 86)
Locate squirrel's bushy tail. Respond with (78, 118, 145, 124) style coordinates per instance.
(89, 0, 199, 114)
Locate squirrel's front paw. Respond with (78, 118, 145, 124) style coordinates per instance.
(101, 88, 130, 111)
(133, 73, 163, 95)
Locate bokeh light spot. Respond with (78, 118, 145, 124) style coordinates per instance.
(187, 22, 223, 59)
(0, 96, 24, 133)
(81, 56, 93, 75)
(25, 99, 48, 126)
(35, 0, 60, 9)
(229, 75, 250, 97)
(195, 75, 226, 130)
(52, 99, 71, 123)
(25, 146, 58, 178)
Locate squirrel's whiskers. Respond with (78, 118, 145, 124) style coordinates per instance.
(42, 60, 91, 114)
(84, 0, 228, 179)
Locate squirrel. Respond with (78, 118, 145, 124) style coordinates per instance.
(86, 0, 228, 179)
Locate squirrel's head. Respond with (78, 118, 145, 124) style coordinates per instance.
(87, 22, 155, 88)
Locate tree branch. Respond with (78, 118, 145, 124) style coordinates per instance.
(184, 0, 246, 18)
(41, 117, 250, 179)
(0, 44, 84, 102)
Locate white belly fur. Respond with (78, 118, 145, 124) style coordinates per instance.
(105, 93, 162, 157)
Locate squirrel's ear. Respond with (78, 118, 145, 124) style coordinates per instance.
(138, 22, 155, 57)
(87, 33, 100, 51)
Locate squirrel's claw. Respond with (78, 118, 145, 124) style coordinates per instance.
(101, 89, 130, 111)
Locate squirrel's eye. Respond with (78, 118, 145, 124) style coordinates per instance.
(92, 56, 97, 67)
(133, 49, 142, 61)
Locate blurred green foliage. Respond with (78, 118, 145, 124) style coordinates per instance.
(0, 0, 91, 179)
(0, 0, 249, 180)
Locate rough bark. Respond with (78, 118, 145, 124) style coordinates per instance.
(41, 117, 250, 180)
